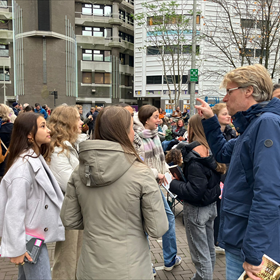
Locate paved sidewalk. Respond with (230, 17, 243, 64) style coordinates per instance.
(0, 204, 226, 280)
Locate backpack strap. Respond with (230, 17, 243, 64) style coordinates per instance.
(1, 139, 8, 151)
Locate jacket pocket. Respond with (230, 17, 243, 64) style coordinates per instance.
(221, 197, 251, 248)
(27, 199, 40, 226)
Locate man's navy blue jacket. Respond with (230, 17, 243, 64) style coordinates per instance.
(34, 107, 48, 119)
(202, 97, 280, 266)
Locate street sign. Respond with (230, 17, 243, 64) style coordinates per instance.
(190, 69, 198, 82)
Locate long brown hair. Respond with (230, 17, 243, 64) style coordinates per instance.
(188, 114, 226, 174)
(46, 105, 80, 162)
(5, 112, 49, 173)
(94, 106, 143, 163)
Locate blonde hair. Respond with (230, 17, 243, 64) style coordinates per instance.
(76, 104, 82, 110)
(221, 64, 273, 102)
(0, 104, 10, 122)
(8, 108, 17, 123)
(46, 105, 80, 162)
(212, 103, 227, 116)
(188, 114, 226, 174)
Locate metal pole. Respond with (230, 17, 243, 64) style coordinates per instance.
(190, 0, 197, 116)
(3, 65, 6, 105)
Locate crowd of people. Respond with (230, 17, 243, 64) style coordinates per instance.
(0, 63, 280, 280)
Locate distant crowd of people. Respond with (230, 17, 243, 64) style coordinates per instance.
(0, 64, 280, 280)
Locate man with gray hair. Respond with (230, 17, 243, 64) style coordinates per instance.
(195, 64, 280, 280)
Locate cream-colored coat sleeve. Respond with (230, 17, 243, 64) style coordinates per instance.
(60, 173, 84, 230)
(141, 169, 169, 238)
(50, 147, 79, 193)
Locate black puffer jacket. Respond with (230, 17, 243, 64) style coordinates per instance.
(170, 142, 221, 207)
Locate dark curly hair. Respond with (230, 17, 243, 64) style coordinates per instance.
(165, 149, 182, 166)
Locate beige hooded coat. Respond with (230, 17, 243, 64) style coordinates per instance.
(60, 140, 168, 280)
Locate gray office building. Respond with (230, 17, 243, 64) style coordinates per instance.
(0, 0, 135, 108)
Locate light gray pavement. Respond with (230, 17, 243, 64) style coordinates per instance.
(0, 203, 226, 280)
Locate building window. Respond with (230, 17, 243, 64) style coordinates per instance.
(120, 53, 126, 65)
(124, 0, 134, 5)
(125, 75, 132, 86)
(0, 20, 8, 30)
(82, 49, 92, 61)
(147, 46, 162, 55)
(82, 27, 112, 38)
(163, 75, 188, 84)
(82, 50, 111, 62)
(256, 19, 270, 29)
(82, 27, 92, 36)
(119, 31, 134, 43)
(126, 13, 134, 25)
(241, 18, 270, 29)
(146, 76, 162, 84)
(129, 56, 134, 67)
(164, 45, 181, 54)
(82, 4, 112, 17)
(183, 45, 200, 54)
(147, 16, 163, 26)
(240, 48, 266, 58)
(241, 19, 255, 28)
(0, 44, 8, 57)
(255, 49, 266, 57)
(82, 72, 92, 84)
(0, 1, 8, 8)
(0, 67, 9, 81)
(82, 4, 92, 15)
(119, 10, 125, 22)
(95, 72, 111, 84)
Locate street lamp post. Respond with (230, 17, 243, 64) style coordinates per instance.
(2, 65, 7, 105)
(190, 0, 197, 116)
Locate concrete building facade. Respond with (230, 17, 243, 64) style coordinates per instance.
(0, 0, 136, 108)
(134, 0, 280, 112)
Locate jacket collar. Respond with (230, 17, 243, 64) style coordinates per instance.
(232, 101, 269, 134)
(24, 150, 63, 208)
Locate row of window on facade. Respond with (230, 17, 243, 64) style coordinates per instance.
(146, 75, 199, 85)
(82, 50, 134, 66)
(82, 72, 132, 86)
(147, 15, 200, 26)
(147, 45, 200, 55)
(147, 16, 269, 29)
(240, 19, 270, 29)
(82, 27, 134, 43)
(82, 4, 134, 25)
(147, 45, 266, 58)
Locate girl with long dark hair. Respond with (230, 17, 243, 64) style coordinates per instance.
(170, 114, 226, 280)
(0, 112, 65, 280)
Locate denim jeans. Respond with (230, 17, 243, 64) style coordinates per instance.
(160, 189, 177, 265)
(225, 251, 244, 280)
(184, 202, 217, 280)
(18, 244, 51, 280)
(162, 140, 172, 152)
